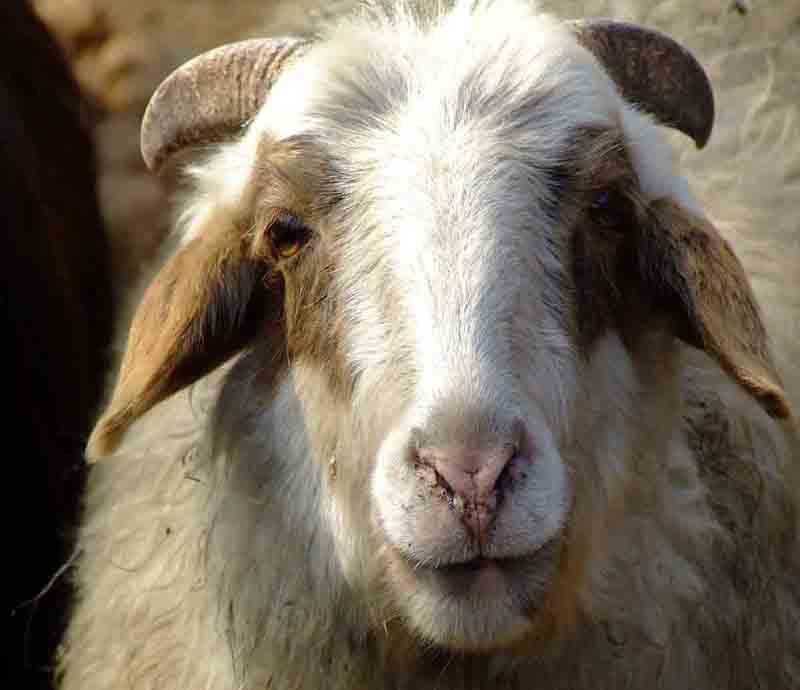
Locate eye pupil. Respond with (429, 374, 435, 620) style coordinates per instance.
(589, 189, 630, 227)
(269, 213, 312, 260)
(279, 242, 300, 258)
(594, 191, 610, 209)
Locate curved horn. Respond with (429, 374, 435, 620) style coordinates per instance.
(141, 38, 308, 173)
(571, 20, 714, 148)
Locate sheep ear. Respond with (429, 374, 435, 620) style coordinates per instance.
(636, 198, 790, 419)
(87, 230, 279, 460)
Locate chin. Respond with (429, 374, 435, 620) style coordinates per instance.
(386, 540, 562, 651)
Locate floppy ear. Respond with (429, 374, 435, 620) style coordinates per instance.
(635, 198, 790, 420)
(87, 228, 281, 459)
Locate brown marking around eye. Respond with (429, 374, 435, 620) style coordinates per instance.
(246, 133, 354, 400)
(562, 126, 644, 352)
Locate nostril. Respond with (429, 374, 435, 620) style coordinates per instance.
(496, 449, 528, 496)
(511, 417, 531, 458)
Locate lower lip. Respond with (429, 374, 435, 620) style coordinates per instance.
(427, 558, 510, 596)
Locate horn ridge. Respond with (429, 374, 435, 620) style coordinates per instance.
(141, 37, 308, 173)
(571, 19, 714, 148)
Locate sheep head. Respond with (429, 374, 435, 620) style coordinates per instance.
(88, 5, 791, 654)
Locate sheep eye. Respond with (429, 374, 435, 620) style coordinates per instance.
(268, 213, 313, 260)
(589, 189, 631, 228)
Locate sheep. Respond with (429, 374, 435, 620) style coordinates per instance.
(4, 2, 113, 689)
(58, 1, 800, 688)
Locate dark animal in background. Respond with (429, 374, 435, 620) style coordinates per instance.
(3, 2, 112, 689)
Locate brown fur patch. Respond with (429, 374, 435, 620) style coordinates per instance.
(87, 222, 281, 459)
(566, 126, 643, 349)
(641, 199, 790, 419)
(567, 129, 790, 420)
(89, 133, 353, 459)
(249, 134, 354, 399)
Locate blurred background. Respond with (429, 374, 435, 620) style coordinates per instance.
(7, 1, 798, 689)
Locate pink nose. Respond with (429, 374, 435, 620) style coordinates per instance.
(413, 421, 528, 544)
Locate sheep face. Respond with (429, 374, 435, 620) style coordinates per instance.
(197, 21, 703, 649)
(224, 22, 637, 650)
(90, 2, 790, 657)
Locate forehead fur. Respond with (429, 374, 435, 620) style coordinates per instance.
(179, 0, 697, 243)
(260, 1, 618, 152)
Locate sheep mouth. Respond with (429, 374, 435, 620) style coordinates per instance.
(386, 541, 561, 650)
(400, 540, 560, 598)
(402, 533, 560, 571)
(422, 557, 516, 596)
(416, 555, 515, 576)
(433, 557, 499, 574)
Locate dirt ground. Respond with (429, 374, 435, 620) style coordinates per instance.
(32, 0, 799, 305)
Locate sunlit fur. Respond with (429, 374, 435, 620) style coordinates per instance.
(60, 1, 799, 689)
